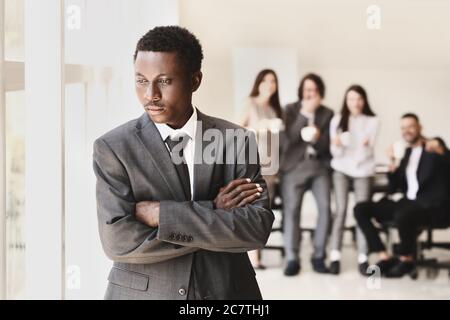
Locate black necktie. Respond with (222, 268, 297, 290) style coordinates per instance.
(165, 134, 192, 200)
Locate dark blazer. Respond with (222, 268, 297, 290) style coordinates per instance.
(93, 109, 274, 300)
(388, 137, 450, 215)
(280, 102, 334, 173)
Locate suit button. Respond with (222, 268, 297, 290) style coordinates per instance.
(178, 288, 186, 296)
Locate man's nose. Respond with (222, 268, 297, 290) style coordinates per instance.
(144, 83, 161, 101)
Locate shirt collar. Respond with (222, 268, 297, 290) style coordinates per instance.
(154, 107, 198, 142)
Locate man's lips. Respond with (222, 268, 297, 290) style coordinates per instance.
(146, 105, 165, 112)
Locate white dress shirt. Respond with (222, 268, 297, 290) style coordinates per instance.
(330, 114, 379, 178)
(406, 145, 423, 200)
(154, 107, 198, 200)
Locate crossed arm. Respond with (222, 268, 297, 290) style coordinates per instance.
(93, 135, 274, 264)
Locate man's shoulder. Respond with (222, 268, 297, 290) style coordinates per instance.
(285, 101, 299, 111)
(94, 115, 142, 146)
(319, 104, 334, 116)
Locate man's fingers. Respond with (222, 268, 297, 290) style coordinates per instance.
(227, 188, 262, 208)
(236, 192, 261, 208)
(227, 183, 261, 199)
(221, 178, 251, 194)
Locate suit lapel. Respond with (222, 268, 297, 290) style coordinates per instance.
(313, 105, 324, 128)
(134, 113, 187, 201)
(193, 110, 217, 201)
(417, 148, 433, 185)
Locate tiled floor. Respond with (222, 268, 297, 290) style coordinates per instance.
(256, 210, 450, 300)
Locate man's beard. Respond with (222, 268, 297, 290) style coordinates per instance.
(406, 134, 421, 145)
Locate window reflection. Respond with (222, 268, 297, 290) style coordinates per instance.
(5, 0, 24, 62)
(5, 90, 25, 299)
(4, 0, 26, 299)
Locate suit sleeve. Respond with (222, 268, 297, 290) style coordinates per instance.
(434, 137, 450, 164)
(93, 138, 199, 264)
(283, 104, 308, 142)
(157, 131, 275, 253)
(311, 109, 333, 155)
(388, 157, 407, 195)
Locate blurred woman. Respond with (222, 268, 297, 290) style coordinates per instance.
(329, 85, 379, 275)
(241, 69, 283, 270)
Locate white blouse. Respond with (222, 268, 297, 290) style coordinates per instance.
(330, 114, 379, 178)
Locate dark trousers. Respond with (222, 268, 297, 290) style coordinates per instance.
(354, 198, 445, 256)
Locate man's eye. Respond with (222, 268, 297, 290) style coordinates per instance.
(136, 79, 148, 85)
(158, 79, 171, 85)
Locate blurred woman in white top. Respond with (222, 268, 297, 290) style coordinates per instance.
(241, 69, 283, 270)
(328, 85, 379, 275)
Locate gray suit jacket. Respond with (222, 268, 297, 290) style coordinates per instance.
(280, 102, 334, 173)
(93, 109, 274, 300)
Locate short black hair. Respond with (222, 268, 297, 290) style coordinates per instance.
(401, 113, 420, 123)
(298, 73, 326, 100)
(133, 25, 204, 75)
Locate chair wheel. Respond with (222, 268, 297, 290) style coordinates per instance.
(409, 270, 419, 280)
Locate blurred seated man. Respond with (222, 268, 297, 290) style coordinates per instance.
(354, 113, 450, 278)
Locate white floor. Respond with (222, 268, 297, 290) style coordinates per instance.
(256, 210, 450, 300)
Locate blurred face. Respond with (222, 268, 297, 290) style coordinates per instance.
(134, 51, 202, 129)
(302, 79, 321, 101)
(258, 73, 277, 98)
(400, 117, 422, 144)
(346, 90, 364, 115)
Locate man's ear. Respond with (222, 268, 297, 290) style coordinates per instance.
(191, 71, 203, 92)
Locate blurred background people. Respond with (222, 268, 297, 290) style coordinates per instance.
(280, 73, 334, 276)
(354, 113, 450, 278)
(328, 85, 379, 275)
(241, 69, 284, 270)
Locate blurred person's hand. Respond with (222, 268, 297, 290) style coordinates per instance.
(214, 178, 263, 210)
(312, 126, 321, 142)
(362, 137, 370, 147)
(332, 135, 342, 147)
(425, 139, 445, 155)
(386, 144, 397, 172)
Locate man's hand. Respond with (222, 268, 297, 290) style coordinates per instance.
(135, 201, 160, 227)
(214, 178, 263, 210)
(312, 126, 321, 142)
(135, 178, 262, 226)
(425, 139, 445, 155)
